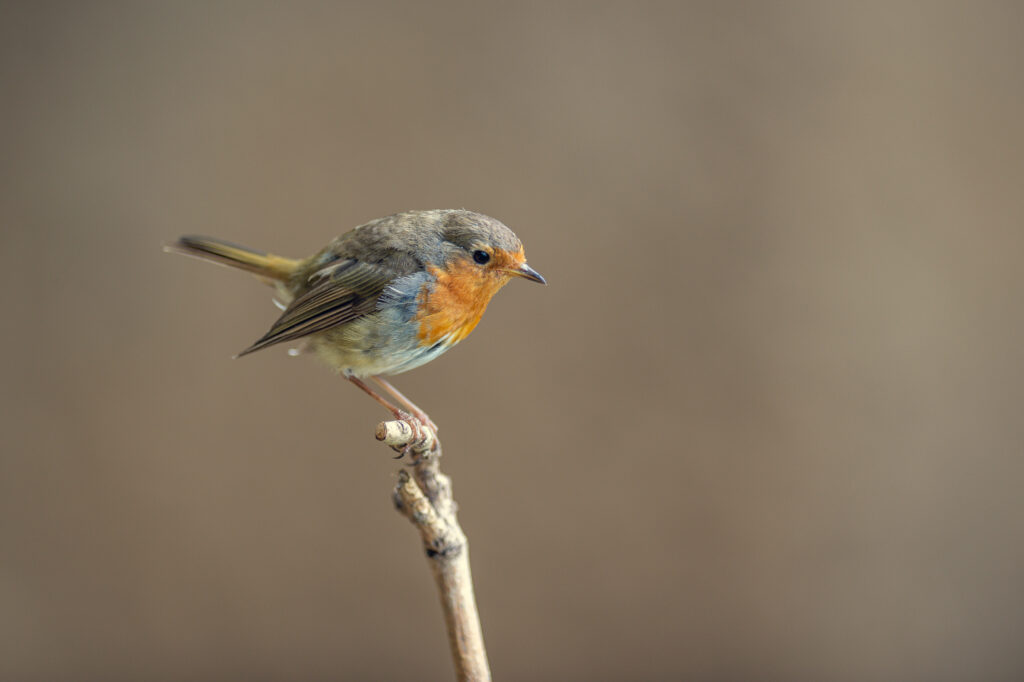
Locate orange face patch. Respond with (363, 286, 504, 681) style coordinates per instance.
(415, 248, 525, 346)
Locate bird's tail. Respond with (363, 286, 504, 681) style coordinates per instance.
(165, 235, 300, 283)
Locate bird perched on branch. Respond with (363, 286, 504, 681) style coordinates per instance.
(166, 209, 545, 435)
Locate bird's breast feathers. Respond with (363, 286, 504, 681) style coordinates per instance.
(414, 259, 512, 346)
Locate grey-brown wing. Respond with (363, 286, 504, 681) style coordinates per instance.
(237, 260, 395, 356)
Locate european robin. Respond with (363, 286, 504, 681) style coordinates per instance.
(166, 209, 545, 434)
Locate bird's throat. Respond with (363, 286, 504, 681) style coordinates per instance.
(415, 260, 510, 346)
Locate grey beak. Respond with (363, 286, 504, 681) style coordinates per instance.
(513, 263, 546, 284)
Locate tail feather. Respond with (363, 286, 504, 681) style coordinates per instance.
(165, 235, 300, 282)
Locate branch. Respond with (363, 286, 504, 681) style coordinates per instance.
(377, 420, 490, 682)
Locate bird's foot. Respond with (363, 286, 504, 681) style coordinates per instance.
(391, 411, 436, 458)
(412, 410, 438, 434)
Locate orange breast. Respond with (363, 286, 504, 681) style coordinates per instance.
(415, 258, 512, 346)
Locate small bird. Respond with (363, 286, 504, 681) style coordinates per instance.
(166, 209, 545, 435)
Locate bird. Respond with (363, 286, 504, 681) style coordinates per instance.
(166, 209, 545, 437)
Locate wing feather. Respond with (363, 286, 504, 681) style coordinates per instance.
(237, 260, 395, 356)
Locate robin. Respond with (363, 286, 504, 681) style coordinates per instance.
(166, 209, 545, 436)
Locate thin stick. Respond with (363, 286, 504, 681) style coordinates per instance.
(378, 421, 491, 682)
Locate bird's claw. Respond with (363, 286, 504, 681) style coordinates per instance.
(389, 411, 434, 458)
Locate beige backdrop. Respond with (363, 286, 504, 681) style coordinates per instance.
(2, 2, 1023, 680)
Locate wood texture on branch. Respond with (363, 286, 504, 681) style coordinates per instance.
(378, 419, 490, 682)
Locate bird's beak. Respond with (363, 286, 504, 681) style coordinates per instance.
(508, 262, 546, 284)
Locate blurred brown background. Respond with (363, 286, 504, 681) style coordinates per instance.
(2, 2, 1023, 680)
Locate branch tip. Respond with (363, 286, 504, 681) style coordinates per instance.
(375, 419, 437, 452)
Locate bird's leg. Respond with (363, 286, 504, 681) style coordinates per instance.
(344, 373, 403, 416)
(371, 376, 438, 433)
(344, 373, 426, 452)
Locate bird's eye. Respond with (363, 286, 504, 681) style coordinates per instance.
(472, 250, 491, 265)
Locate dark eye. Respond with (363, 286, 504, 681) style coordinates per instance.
(472, 250, 490, 265)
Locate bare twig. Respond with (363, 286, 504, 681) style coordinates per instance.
(375, 419, 437, 451)
(377, 420, 490, 682)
